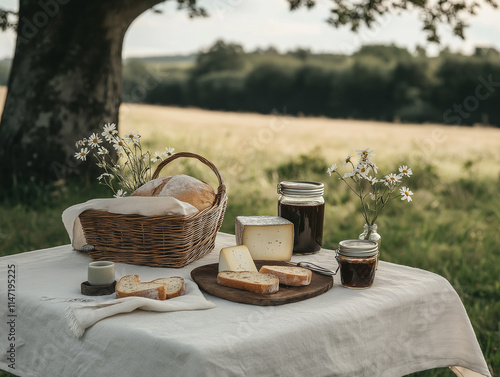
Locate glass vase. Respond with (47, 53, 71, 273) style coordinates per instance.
(359, 223, 381, 268)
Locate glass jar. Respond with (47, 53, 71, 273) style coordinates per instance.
(359, 223, 381, 269)
(277, 181, 324, 254)
(336, 239, 378, 289)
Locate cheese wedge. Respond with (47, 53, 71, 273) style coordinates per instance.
(235, 216, 293, 261)
(219, 245, 258, 272)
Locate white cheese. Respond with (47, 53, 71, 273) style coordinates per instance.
(218, 245, 258, 272)
(235, 216, 293, 261)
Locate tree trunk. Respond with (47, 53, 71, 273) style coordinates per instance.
(0, 0, 162, 194)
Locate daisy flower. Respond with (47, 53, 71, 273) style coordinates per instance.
(88, 133, 102, 148)
(356, 163, 371, 177)
(343, 154, 353, 166)
(97, 173, 113, 181)
(151, 151, 164, 163)
(400, 186, 413, 202)
(97, 147, 109, 155)
(368, 161, 378, 174)
(102, 123, 118, 142)
(124, 131, 140, 144)
(327, 163, 338, 176)
(366, 176, 378, 185)
(399, 165, 413, 177)
(384, 173, 401, 185)
(113, 139, 126, 151)
(343, 170, 355, 179)
(356, 148, 375, 161)
(113, 189, 127, 198)
(162, 147, 175, 158)
(75, 139, 86, 148)
(74, 148, 89, 161)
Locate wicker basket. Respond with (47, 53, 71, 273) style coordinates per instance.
(78, 152, 227, 268)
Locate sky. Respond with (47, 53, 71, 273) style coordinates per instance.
(0, 0, 499, 60)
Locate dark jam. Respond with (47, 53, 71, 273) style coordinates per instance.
(337, 256, 376, 288)
(278, 202, 324, 254)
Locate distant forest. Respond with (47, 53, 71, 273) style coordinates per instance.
(122, 41, 500, 127)
(2, 40, 499, 127)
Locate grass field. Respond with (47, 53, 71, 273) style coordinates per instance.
(1, 91, 499, 376)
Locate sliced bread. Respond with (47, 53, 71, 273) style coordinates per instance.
(217, 271, 279, 295)
(152, 277, 185, 299)
(259, 265, 312, 286)
(116, 275, 167, 300)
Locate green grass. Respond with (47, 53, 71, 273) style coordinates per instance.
(1, 154, 499, 377)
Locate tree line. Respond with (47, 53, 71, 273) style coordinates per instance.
(123, 40, 500, 127)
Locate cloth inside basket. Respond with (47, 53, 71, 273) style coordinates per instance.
(62, 197, 199, 250)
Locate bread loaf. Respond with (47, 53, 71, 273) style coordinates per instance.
(259, 265, 312, 286)
(217, 271, 279, 295)
(152, 277, 185, 299)
(115, 275, 167, 300)
(131, 174, 216, 212)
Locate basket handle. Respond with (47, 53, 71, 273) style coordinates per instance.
(152, 152, 226, 197)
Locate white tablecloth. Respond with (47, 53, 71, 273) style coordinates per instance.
(0, 233, 491, 377)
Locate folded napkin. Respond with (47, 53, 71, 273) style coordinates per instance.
(62, 197, 199, 250)
(64, 279, 215, 338)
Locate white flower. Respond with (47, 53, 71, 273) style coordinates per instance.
(74, 148, 89, 161)
(113, 139, 126, 151)
(343, 154, 353, 167)
(88, 133, 102, 148)
(400, 186, 413, 202)
(369, 192, 377, 200)
(124, 131, 140, 144)
(368, 161, 378, 174)
(384, 173, 401, 185)
(356, 163, 371, 177)
(343, 170, 355, 179)
(114, 189, 127, 198)
(162, 147, 175, 158)
(151, 151, 164, 163)
(113, 164, 121, 171)
(399, 165, 413, 177)
(366, 176, 378, 185)
(327, 163, 338, 176)
(102, 123, 118, 141)
(356, 148, 375, 161)
(97, 173, 113, 181)
(97, 147, 109, 155)
(75, 139, 86, 148)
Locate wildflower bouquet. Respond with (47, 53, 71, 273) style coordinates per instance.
(327, 148, 414, 226)
(74, 123, 174, 197)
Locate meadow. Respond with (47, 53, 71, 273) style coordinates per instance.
(1, 98, 499, 376)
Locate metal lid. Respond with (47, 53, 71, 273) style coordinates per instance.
(277, 181, 324, 196)
(338, 239, 378, 257)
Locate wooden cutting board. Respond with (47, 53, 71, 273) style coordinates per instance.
(191, 260, 333, 306)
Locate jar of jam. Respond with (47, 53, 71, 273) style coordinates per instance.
(277, 181, 324, 254)
(336, 239, 378, 289)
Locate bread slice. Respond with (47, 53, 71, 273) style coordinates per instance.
(259, 265, 312, 286)
(217, 271, 279, 295)
(116, 275, 167, 300)
(152, 277, 185, 299)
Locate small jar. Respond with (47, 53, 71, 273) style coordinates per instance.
(277, 181, 324, 254)
(336, 239, 378, 289)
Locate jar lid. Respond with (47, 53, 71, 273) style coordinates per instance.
(277, 181, 324, 196)
(338, 239, 378, 257)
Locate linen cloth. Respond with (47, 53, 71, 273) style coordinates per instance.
(61, 197, 198, 250)
(0, 233, 491, 377)
(64, 279, 215, 338)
